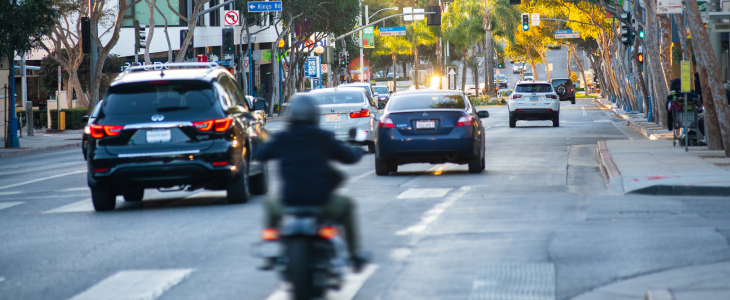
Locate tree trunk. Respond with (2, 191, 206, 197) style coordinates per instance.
(658, 15, 673, 88)
(571, 46, 589, 98)
(461, 48, 468, 91)
(645, 0, 670, 128)
(525, 44, 537, 80)
(567, 45, 572, 79)
(531, 41, 550, 82)
(686, 0, 730, 153)
(392, 51, 397, 92)
(473, 44, 479, 97)
(436, 36, 442, 83)
(631, 43, 650, 114)
(484, 23, 494, 97)
(154, 2, 173, 61)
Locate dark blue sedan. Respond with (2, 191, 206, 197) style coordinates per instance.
(374, 90, 489, 175)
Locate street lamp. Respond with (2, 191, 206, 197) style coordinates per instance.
(315, 45, 324, 55)
(369, 7, 398, 21)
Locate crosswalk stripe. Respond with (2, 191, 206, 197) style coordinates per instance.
(396, 186, 470, 235)
(0, 191, 21, 196)
(265, 265, 378, 300)
(396, 188, 452, 199)
(67, 269, 193, 300)
(0, 170, 86, 191)
(44, 199, 99, 214)
(0, 202, 23, 211)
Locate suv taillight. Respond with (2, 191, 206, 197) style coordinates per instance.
(546, 94, 557, 99)
(456, 114, 474, 127)
(89, 125, 123, 138)
(513, 94, 522, 99)
(350, 108, 371, 118)
(193, 117, 233, 132)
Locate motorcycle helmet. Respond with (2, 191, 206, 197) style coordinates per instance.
(287, 95, 319, 126)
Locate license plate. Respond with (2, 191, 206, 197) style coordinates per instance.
(326, 114, 340, 122)
(530, 97, 538, 101)
(146, 129, 171, 143)
(416, 120, 436, 129)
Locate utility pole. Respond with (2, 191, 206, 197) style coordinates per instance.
(360, 2, 365, 82)
(90, 1, 98, 107)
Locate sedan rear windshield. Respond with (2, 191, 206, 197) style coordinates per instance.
(389, 94, 466, 111)
(515, 84, 553, 93)
(552, 79, 571, 86)
(373, 87, 389, 94)
(309, 91, 364, 105)
(103, 81, 215, 115)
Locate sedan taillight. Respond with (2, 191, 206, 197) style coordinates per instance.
(379, 116, 395, 128)
(456, 114, 474, 127)
(350, 108, 371, 118)
(89, 125, 123, 138)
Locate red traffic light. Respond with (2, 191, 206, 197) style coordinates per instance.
(638, 53, 643, 63)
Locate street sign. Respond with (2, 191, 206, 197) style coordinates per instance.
(312, 78, 320, 88)
(496, 69, 500, 75)
(380, 26, 406, 36)
(448, 69, 456, 75)
(321, 64, 328, 73)
(681, 61, 691, 92)
(252, 50, 262, 60)
(555, 30, 580, 39)
(247, 1, 282, 12)
(571, 73, 578, 82)
(657, 0, 682, 14)
(548, 63, 553, 71)
(403, 7, 413, 21)
(223, 10, 239, 25)
(243, 59, 250, 72)
(531, 13, 540, 26)
(414, 8, 425, 20)
(305, 57, 320, 78)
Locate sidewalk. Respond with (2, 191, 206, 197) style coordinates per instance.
(572, 261, 730, 300)
(592, 98, 730, 196)
(0, 130, 83, 158)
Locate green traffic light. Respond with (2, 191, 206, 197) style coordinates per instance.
(522, 24, 529, 31)
(639, 30, 644, 38)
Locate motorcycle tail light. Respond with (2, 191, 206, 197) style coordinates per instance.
(350, 108, 371, 118)
(378, 116, 395, 128)
(456, 114, 474, 127)
(318, 226, 338, 239)
(261, 228, 280, 241)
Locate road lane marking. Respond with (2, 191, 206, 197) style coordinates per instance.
(44, 199, 100, 213)
(67, 269, 193, 300)
(582, 106, 587, 116)
(390, 248, 412, 261)
(61, 187, 89, 192)
(0, 192, 21, 196)
(265, 265, 378, 300)
(0, 202, 23, 211)
(396, 188, 452, 199)
(594, 120, 611, 122)
(468, 263, 555, 300)
(396, 186, 470, 235)
(0, 170, 86, 191)
(348, 170, 375, 182)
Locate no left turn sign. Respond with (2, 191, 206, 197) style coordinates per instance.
(224, 10, 239, 25)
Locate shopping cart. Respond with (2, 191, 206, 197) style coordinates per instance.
(669, 95, 700, 147)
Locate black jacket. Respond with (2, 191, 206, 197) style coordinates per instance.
(253, 125, 362, 206)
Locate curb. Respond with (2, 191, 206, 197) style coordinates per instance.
(596, 141, 624, 194)
(0, 143, 81, 158)
(591, 98, 672, 140)
(631, 185, 730, 196)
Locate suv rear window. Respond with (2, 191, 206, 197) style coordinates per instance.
(308, 91, 365, 105)
(515, 84, 553, 93)
(552, 79, 572, 86)
(389, 94, 466, 111)
(104, 81, 215, 115)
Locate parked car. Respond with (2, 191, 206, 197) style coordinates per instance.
(305, 87, 384, 152)
(374, 90, 489, 175)
(494, 74, 508, 88)
(372, 86, 391, 104)
(508, 81, 560, 128)
(551, 78, 576, 104)
(86, 62, 268, 211)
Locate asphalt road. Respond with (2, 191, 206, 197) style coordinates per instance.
(2, 97, 730, 300)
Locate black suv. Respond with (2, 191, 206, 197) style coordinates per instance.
(86, 63, 268, 211)
(551, 78, 576, 104)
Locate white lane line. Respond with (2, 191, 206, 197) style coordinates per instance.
(582, 106, 587, 116)
(61, 187, 89, 192)
(396, 186, 470, 235)
(68, 269, 193, 300)
(265, 265, 378, 300)
(0, 202, 23, 211)
(44, 199, 103, 214)
(396, 188, 452, 199)
(0, 170, 86, 191)
(0, 192, 21, 196)
(347, 170, 375, 182)
(594, 120, 611, 122)
(0, 276, 5, 283)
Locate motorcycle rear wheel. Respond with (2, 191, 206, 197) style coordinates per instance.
(287, 237, 324, 300)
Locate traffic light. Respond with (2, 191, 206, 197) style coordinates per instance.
(180, 29, 194, 60)
(134, 20, 147, 53)
(81, 17, 90, 54)
(637, 46, 644, 65)
(340, 75, 347, 82)
(521, 13, 530, 31)
(638, 25, 644, 39)
(222, 28, 234, 55)
(620, 12, 632, 46)
(426, 6, 441, 26)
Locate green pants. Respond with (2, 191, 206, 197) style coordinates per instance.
(264, 194, 360, 257)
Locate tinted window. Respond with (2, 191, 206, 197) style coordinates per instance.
(104, 81, 215, 115)
(389, 94, 466, 111)
(90, 101, 103, 117)
(515, 84, 553, 93)
(373, 86, 388, 94)
(308, 92, 365, 105)
(552, 79, 571, 86)
(219, 75, 249, 110)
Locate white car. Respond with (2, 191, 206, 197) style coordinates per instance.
(508, 81, 560, 127)
(523, 72, 534, 81)
(464, 84, 477, 96)
(512, 63, 528, 74)
(307, 87, 384, 152)
(408, 85, 429, 90)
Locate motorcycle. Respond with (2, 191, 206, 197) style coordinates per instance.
(252, 128, 368, 300)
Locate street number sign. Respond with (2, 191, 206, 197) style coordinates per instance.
(224, 10, 239, 25)
(247, 1, 282, 12)
(657, 0, 682, 14)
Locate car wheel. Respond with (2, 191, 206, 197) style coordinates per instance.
(367, 142, 376, 154)
(249, 162, 269, 195)
(91, 186, 116, 211)
(571, 98, 576, 105)
(227, 162, 250, 204)
(553, 116, 560, 127)
(509, 115, 516, 128)
(468, 156, 482, 174)
(387, 161, 398, 173)
(122, 189, 144, 202)
(375, 158, 389, 176)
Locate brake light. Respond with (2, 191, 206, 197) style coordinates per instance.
(318, 226, 339, 239)
(261, 228, 280, 241)
(93, 168, 109, 174)
(212, 161, 228, 166)
(547, 108, 553, 111)
(379, 116, 395, 128)
(546, 94, 557, 99)
(194, 118, 233, 132)
(349, 108, 371, 118)
(456, 114, 474, 127)
(570, 88, 574, 92)
(89, 124, 122, 138)
(149, 80, 169, 85)
(513, 94, 522, 99)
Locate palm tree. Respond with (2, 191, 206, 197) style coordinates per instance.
(406, 20, 437, 89)
(375, 29, 411, 92)
(483, 0, 521, 95)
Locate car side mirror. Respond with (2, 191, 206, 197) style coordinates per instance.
(81, 116, 89, 123)
(254, 99, 267, 111)
(227, 105, 246, 115)
(477, 111, 489, 118)
(378, 102, 386, 109)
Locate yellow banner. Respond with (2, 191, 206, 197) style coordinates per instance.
(681, 61, 691, 93)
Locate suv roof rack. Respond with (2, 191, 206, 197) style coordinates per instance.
(123, 62, 221, 74)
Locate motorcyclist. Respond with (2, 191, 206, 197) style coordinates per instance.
(253, 95, 367, 272)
